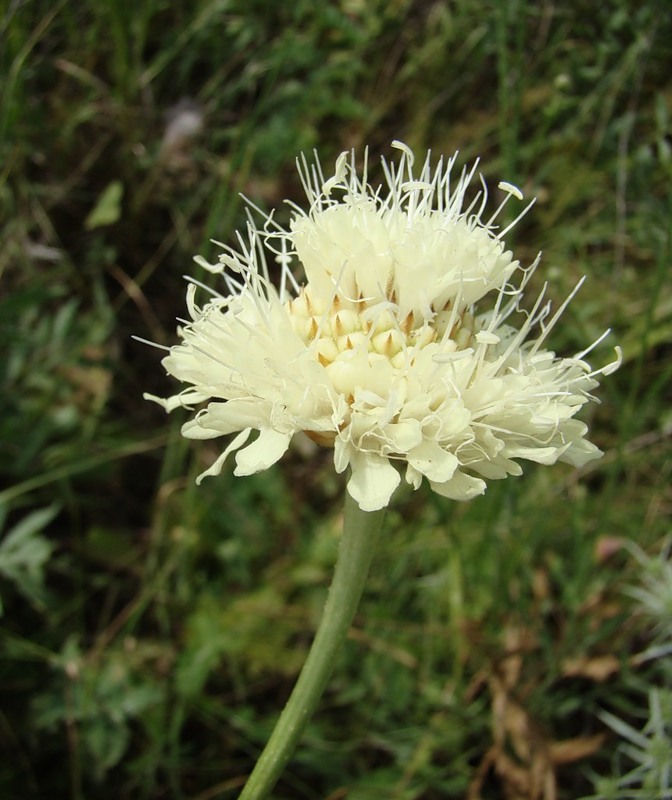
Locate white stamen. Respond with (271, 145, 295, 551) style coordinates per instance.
(132, 335, 171, 351)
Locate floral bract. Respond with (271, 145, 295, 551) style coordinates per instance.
(146, 142, 620, 511)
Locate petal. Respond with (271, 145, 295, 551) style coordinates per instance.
(504, 445, 563, 465)
(333, 436, 352, 475)
(430, 470, 486, 501)
(470, 457, 523, 479)
(183, 399, 267, 439)
(407, 440, 458, 483)
(560, 438, 602, 467)
(404, 462, 423, 490)
(144, 389, 210, 413)
(182, 414, 225, 440)
(196, 428, 252, 484)
(347, 451, 401, 512)
(384, 419, 423, 452)
(234, 429, 292, 476)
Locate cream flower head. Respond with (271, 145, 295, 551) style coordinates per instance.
(145, 142, 620, 512)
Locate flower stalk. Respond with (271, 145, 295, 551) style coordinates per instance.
(238, 491, 385, 799)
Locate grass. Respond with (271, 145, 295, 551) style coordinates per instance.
(1, 1, 671, 798)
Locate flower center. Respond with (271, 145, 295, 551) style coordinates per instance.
(286, 285, 477, 447)
(287, 285, 475, 384)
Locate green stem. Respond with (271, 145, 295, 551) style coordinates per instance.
(239, 491, 385, 799)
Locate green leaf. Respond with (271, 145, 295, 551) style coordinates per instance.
(0, 504, 58, 613)
(84, 181, 124, 229)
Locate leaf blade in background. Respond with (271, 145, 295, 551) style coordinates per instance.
(84, 180, 124, 229)
(0, 504, 58, 614)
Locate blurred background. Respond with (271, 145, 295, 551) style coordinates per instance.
(1, 2, 671, 798)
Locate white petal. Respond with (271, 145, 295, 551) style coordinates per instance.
(347, 451, 401, 512)
(144, 389, 210, 412)
(203, 399, 268, 433)
(504, 445, 562, 465)
(430, 470, 486, 501)
(404, 463, 423, 490)
(560, 439, 602, 467)
(470, 457, 523, 479)
(407, 440, 458, 483)
(384, 420, 423, 452)
(333, 436, 351, 474)
(196, 428, 252, 484)
(182, 399, 267, 439)
(234, 429, 292, 476)
(182, 416, 225, 440)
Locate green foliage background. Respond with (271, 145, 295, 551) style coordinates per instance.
(1, 1, 671, 798)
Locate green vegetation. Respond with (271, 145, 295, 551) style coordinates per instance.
(1, 1, 671, 798)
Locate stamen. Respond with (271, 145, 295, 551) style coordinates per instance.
(529, 277, 586, 356)
(131, 335, 171, 351)
(182, 275, 224, 298)
(498, 197, 537, 239)
(497, 181, 524, 201)
(193, 254, 222, 274)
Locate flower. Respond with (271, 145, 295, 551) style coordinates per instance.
(145, 141, 620, 512)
